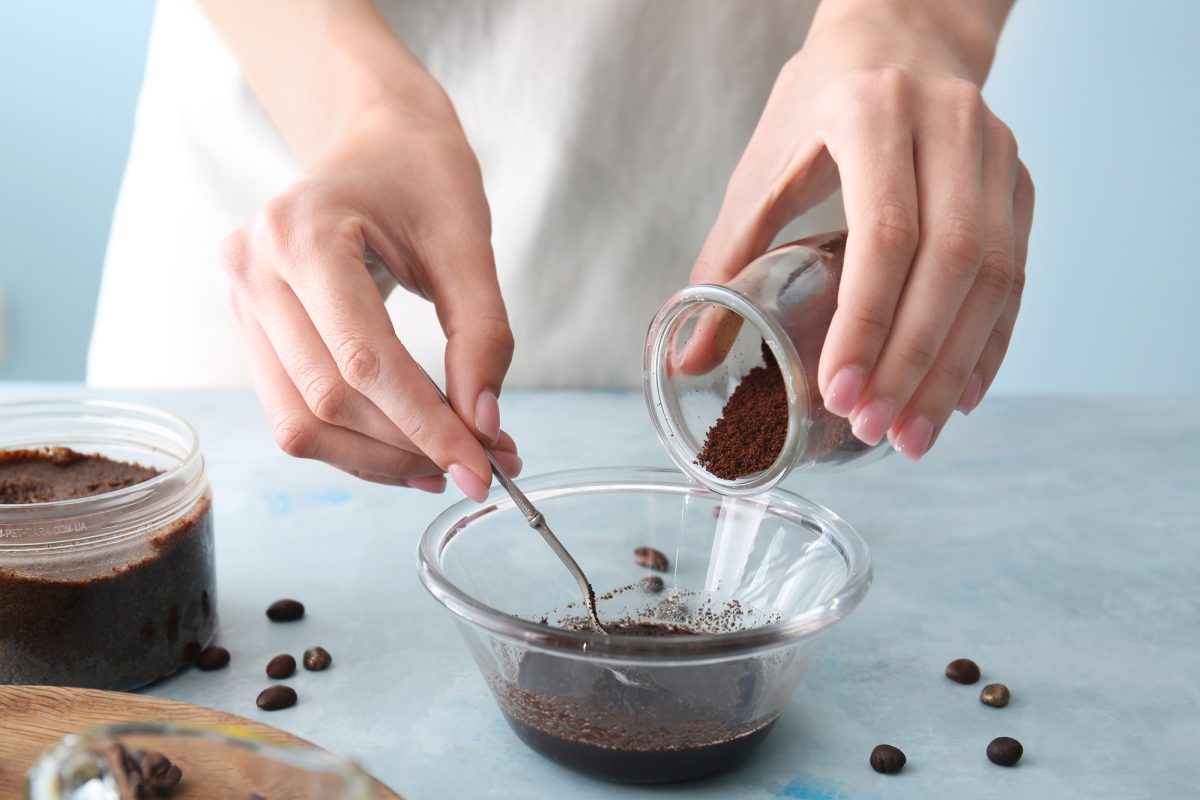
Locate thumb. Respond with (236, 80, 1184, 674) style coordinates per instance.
(677, 165, 801, 376)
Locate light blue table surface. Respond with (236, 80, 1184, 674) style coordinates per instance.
(3, 386, 1197, 799)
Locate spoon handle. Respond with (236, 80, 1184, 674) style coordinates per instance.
(416, 368, 607, 634)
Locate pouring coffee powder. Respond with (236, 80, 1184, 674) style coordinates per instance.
(696, 342, 788, 479)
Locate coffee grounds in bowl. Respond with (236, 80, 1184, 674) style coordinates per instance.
(500, 589, 783, 783)
(696, 343, 787, 480)
(497, 623, 775, 783)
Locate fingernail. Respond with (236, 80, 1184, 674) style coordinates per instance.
(405, 475, 447, 494)
(475, 390, 501, 445)
(493, 451, 523, 477)
(824, 366, 867, 417)
(957, 371, 984, 415)
(448, 463, 489, 503)
(850, 398, 896, 446)
(893, 415, 935, 461)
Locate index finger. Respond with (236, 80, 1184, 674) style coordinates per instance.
(277, 224, 495, 501)
(817, 106, 919, 418)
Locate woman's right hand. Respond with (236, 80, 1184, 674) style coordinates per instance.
(221, 90, 519, 501)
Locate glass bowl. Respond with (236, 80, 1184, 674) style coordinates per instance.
(417, 467, 871, 783)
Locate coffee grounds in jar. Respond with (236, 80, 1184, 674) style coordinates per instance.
(696, 342, 788, 479)
(0, 448, 216, 689)
(0, 447, 160, 503)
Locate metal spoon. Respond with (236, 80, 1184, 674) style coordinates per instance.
(418, 369, 608, 635)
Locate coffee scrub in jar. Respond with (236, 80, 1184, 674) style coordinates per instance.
(0, 400, 216, 690)
(644, 230, 889, 496)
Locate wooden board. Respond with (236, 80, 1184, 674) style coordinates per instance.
(0, 685, 402, 798)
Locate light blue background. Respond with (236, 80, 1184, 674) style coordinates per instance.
(1, 1, 1197, 391)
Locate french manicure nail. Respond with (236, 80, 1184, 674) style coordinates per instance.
(957, 371, 984, 415)
(448, 463, 489, 503)
(493, 451, 523, 477)
(475, 390, 500, 445)
(405, 475, 447, 494)
(893, 415, 935, 461)
(850, 398, 896, 447)
(825, 366, 867, 417)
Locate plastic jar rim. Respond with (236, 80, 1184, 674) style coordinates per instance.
(0, 399, 205, 552)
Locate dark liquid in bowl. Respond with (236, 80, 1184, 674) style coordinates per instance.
(497, 622, 777, 783)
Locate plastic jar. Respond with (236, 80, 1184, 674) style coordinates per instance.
(644, 230, 889, 496)
(0, 400, 216, 690)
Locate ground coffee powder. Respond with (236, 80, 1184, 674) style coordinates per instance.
(696, 342, 788, 479)
(0, 448, 215, 689)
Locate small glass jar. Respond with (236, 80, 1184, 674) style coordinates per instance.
(644, 230, 889, 496)
(0, 400, 216, 690)
(27, 723, 378, 799)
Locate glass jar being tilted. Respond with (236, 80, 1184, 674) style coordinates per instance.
(644, 230, 889, 496)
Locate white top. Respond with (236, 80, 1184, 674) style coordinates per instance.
(89, 0, 842, 389)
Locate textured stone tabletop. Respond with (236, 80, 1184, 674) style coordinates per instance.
(3, 386, 1196, 799)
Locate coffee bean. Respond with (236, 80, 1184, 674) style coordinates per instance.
(986, 736, 1023, 766)
(266, 598, 305, 622)
(303, 646, 332, 671)
(869, 744, 906, 774)
(640, 575, 665, 594)
(634, 546, 669, 572)
(945, 658, 981, 684)
(195, 645, 230, 671)
(117, 748, 181, 798)
(148, 763, 182, 796)
(266, 654, 296, 679)
(140, 751, 169, 779)
(256, 685, 297, 711)
(980, 683, 1011, 708)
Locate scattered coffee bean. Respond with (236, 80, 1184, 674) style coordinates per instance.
(980, 683, 1011, 708)
(869, 743, 906, 774)
(256, 685, 297, 711)
(266, 598, 305, 622)
(640, 575, 665, 594)
(266, 654, 296, 679)
(116, 745, 183, 797)
(303, 645, 332, 671)
(195, 645, 230, 671)
(986, 736, 1023, 766)
(140, 751, 169, 779)
(945, 658, 981, 684)
(634, 546, 669, 572)
(152, 764, 183, 796)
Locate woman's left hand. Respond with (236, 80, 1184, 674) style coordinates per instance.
(691, 0, 1034, 460)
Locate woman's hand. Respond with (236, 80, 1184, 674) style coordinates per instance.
(691, 0, 1033, 460)
(206, 0, 517, 498)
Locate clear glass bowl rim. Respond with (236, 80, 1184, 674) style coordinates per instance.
(417, 466, 872, 660)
